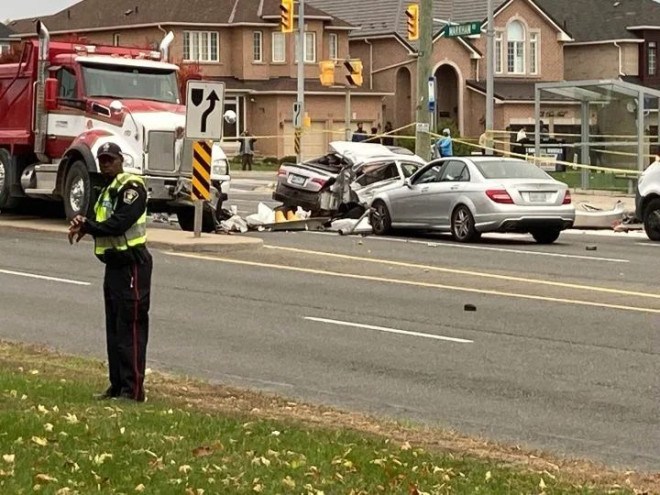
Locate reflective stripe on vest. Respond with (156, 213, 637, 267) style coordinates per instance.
(94, 173, 147, 256)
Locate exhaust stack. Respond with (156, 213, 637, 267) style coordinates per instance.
(159, 31, 174, 62)
(34, 21, 50, 161)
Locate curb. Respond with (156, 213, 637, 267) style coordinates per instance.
(0, 219, 263, 254)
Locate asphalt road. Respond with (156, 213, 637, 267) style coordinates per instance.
(1, 178, 659, 472)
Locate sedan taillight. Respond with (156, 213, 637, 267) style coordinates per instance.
(311, 177, 327, 187)
(563, 190, 572, 205)
(277, 167, 287, 177)
(485, 189, 514, 204)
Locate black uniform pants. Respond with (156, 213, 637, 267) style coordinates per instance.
(103, 257, 152, 401)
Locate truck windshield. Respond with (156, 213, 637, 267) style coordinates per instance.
(82, 64, 179, 103)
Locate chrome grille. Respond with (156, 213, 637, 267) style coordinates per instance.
(147, 131, 176, 172)
(180, 139, 194, 176)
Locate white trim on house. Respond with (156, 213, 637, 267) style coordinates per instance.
(481, 0, 573, 42)
(224, 88, 394, 96)
(432, 60, 465, 136)
(349, 33, 416, 55)
(567, 38, 645, 46)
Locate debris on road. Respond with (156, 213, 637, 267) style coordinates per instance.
(573, 201, 626, 229)
(585, 245, 598, 251)
(464, 304, 477, 312)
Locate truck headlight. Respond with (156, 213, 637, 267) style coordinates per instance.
(212, 158, 228, 176)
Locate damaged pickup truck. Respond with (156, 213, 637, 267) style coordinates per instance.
(273, 142, 426, 216)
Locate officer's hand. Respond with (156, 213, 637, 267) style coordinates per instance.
(71, 215, 86, 227)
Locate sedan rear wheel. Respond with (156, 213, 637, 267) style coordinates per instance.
(451, 205, 480, 243)
(370, 201, 392, 236)
(530, 229, 561, 244)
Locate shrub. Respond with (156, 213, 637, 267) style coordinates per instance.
(279, 155, 297, 165)
(263, 156, 279, 164)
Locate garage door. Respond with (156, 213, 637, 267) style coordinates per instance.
(283, 123, 327, 158)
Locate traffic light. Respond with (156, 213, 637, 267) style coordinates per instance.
(280, 0, 294, 33)
(319, 60, 335, 87)
(344, 59, 363, 87)
(406, 4, 419, 41)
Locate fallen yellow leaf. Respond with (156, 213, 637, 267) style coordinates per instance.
(192, 446, 213, 457)
(282, 476, 296, 489)
(2, 454, 14, 464)
(485, 471, 492, 481)
(35, 474, 58, 483)
(64, 413, 79, 424)
(43, 423, 54, 432)
(539, 478, 547, 489)
(179, 465, 192, 474)
(37, 405, 49, 414)
(135, 484, 145, 492)
(31, 437, 48, 447)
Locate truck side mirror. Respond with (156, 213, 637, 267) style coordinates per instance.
(44, 78, 59, 111)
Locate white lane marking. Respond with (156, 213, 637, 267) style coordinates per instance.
(0, 269, 91, 286)
(637, 242, 660, 247)
(304, 316, 473, 344)
(301, 231, 629, 263)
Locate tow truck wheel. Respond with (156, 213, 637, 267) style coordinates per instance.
(0, 148, 21, 210)
(643, 198, 660, 241)
(63, 161, 94, 220)
(176, 205, 215, 233)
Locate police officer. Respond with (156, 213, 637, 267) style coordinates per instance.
(68, 142, 152, 402)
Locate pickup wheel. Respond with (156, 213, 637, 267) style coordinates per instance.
(176, 205, 216, 233)
(643, 198, 660, 241)
(0, 149, 21, 210)
(63, 161, 95, 220)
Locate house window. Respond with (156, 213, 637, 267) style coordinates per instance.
(507, 21, 525, 74)
(649, 42, 657, 76)
(272, 32, 286, 62)
(495, 31, 503, 74)
(530, 32, 539, 75)
(253, 31, 263, 62)
(113, 33, 120, 47)
(295, 32, 317, 63)
(329, 33, 338, 60)
(183, 31, 220, 62)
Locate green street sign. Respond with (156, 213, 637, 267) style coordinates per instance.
(444, 22, 482, 38)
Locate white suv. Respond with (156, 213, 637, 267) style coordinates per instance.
(637, 160, 660, 241)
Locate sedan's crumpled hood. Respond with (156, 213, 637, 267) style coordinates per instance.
(329, 141, 425, 165)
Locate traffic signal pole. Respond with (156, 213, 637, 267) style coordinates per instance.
(296, 0, 305, 162)
(415, 0, 432, 161)
(485, 0, 494, 155)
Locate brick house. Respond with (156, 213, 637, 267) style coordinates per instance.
(7, 0, 391, 158)
(0, 23, 13, 56)
(312, 0, 660, 140)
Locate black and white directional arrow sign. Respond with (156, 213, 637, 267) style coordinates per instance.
(185, 81, 226, 140)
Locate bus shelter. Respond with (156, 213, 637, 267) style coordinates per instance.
(534, 79, 660, 175)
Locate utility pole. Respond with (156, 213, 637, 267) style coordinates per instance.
(415, 0, 432, 161)
(485, 0, 495, 155)
(296, 0, 305, 162)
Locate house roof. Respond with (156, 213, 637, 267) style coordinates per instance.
(7, 0, 352, 37)
(208, 76, 392, 96)
(308, 0, 510, 41)
(0, 22, 14, 40)
(466, 79, 568, 101)
(533, 0, 660, 43)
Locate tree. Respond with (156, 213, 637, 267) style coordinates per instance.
(172, 58, 203, 104)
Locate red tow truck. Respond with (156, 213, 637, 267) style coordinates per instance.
(0, 22, 228, 231)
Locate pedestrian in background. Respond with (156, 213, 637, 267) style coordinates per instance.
(382, 122, 395, 146)
(68, 142, 152, 403)
(368, 126, 381, 144)
(352, 122, 368, 142)
(436, 128, 453, 157)
(239, 130, 256, 171)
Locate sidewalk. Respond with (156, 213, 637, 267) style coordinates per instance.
(0, 217, 263, 253)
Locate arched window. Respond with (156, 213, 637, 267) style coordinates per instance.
(507, 21, 525, 74)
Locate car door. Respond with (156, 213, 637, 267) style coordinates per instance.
(429, 160, 471, 227)
(353, 161, 399, 204)
(390, 162, 446, 224)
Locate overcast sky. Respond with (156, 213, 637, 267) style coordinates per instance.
(3, 0, 79, 22)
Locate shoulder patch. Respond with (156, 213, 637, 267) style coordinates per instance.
(123, 188, 139, 205)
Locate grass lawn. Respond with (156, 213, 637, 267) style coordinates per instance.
(0, 341, 653, 494)
(548, 171, 634, 192)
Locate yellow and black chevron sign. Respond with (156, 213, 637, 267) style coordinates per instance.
(191, 140, 212, 201)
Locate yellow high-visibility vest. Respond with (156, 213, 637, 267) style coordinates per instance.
(93, 173, 147, 256)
